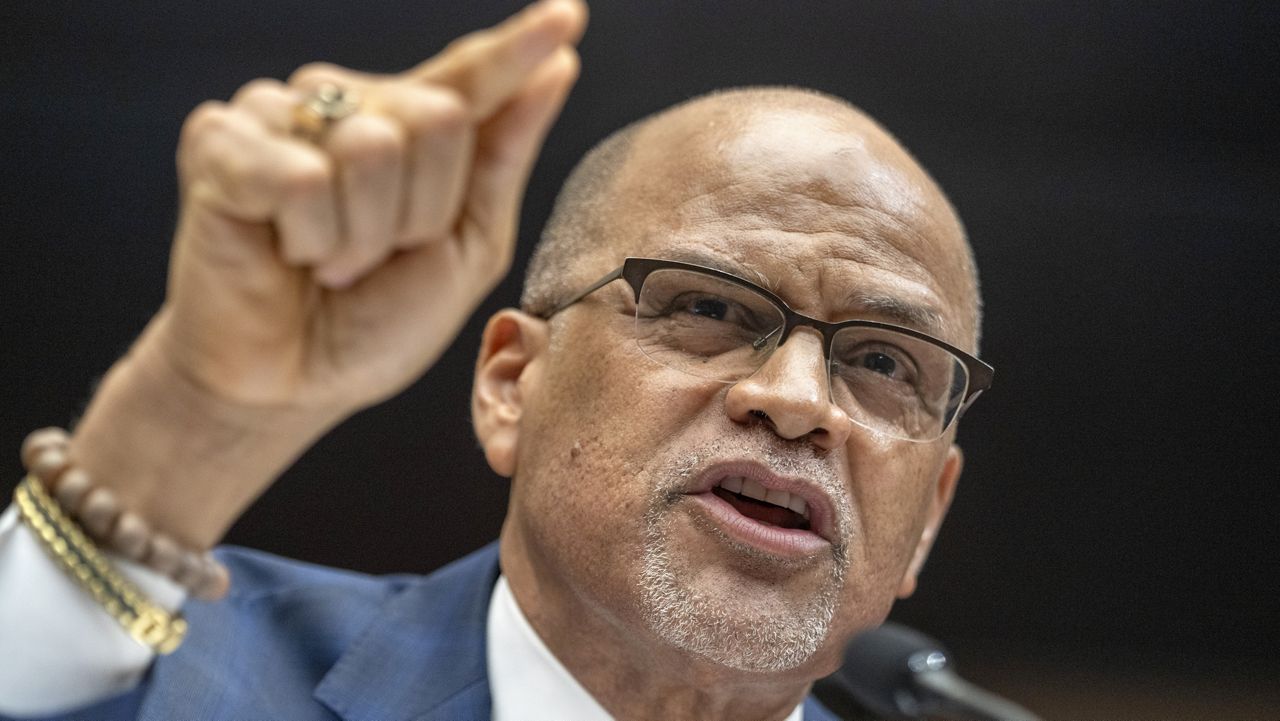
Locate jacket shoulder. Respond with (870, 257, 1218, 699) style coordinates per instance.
(214, 545, 414, 603)
(140, 545, 496, 720)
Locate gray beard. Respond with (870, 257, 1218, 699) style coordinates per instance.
(635, 441, 852, 672)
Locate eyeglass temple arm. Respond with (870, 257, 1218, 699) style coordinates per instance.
(542, 266, 627, 319)
(751, 326, 784, 351)
(957, 388, 985, 417)
(955, 360, 994, 419)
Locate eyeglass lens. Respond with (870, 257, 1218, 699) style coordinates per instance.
(634, 268, 969, 442)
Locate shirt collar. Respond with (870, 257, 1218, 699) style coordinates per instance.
(486, 574, 804, 721)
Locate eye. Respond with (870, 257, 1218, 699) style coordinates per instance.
(833, 342, 920, 388)
(860, 351, 901, 378)
(668, 292, 764, 329)
(634, 269, 783, 346)
(689, 297, 730, 320)
(829, 327, 959, 427)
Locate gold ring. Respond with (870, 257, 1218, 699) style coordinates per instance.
(292, 83, 360, 142)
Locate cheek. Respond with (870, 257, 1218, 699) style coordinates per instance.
(841, 444, 945, 591)
(511, 325, 723, 584)
(534, 324, 717, 470)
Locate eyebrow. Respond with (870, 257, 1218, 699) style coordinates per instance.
(843, 292, 946, 337)
(655, 248, 779, 290)
(645, 247, 948, 337)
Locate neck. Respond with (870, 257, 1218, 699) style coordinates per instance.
(499, 528, 815, 721)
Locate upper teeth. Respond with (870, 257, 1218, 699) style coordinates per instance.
(718, 477, 809, 519)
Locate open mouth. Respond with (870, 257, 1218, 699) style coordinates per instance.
(710, 476, 811, 531)
(682, 461, 832, 559)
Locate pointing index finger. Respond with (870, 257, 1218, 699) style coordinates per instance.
(410, 0, 588, 121)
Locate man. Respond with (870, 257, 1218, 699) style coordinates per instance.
(0, 0, 990, 718)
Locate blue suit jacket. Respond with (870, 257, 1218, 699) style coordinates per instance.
(11, 543, 838, 721)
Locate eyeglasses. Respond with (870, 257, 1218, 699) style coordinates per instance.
(540, 257, 993, 442)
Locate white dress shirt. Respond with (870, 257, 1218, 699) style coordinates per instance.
(487, 575, 614, 720)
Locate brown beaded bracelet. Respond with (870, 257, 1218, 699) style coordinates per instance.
(20, 427, 230, 601)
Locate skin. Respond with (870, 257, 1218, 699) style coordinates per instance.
(473, 94, 974, 719)
(37, 2, 974, 718)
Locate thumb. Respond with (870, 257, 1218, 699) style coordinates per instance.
(459, 46, 581, 271)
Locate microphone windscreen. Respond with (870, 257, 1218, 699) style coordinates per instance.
(812, 622, 950, 720)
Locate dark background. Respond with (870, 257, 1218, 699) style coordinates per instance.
(3, 1, 1277, 716)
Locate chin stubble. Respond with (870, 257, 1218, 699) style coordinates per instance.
(636, 441, 852, 672)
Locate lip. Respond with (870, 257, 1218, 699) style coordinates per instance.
(681, 460, 836, 559)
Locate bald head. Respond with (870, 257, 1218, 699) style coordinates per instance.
(522, 86, 981, 350)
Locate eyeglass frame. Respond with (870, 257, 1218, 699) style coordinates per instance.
(538, 256, 994, 434)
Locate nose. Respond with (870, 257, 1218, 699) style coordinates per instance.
(724, 329, 851, 450)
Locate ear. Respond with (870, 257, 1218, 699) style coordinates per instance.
(896, 444, 962, 599)
(472, 309, 548, 478)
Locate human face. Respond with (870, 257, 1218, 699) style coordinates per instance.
(503, 100, 972, 678)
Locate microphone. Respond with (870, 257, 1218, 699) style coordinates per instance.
(812, 622, 1042, 721)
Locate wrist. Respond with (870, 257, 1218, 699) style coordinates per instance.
(70, 317, 346, 548)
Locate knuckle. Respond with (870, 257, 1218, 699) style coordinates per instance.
(329, 116, 405, 167)
(279, 154, 332, 197)
(392, 84, 469, 138)
(231, 77, 285, 105)
(442, 31, 484, 60)
(289, 61, 345, 88)
(416, 86, 469, 133)
(181, 101, 232, 142)
(215, 148, 265, 193)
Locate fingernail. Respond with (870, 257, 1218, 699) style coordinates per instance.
(316, 268, 355, 289)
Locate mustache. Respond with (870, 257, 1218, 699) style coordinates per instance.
(658, 433, 841, 492)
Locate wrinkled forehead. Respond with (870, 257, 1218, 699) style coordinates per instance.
(604, 100, 976, 342)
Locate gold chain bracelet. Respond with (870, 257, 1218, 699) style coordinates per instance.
(14, 474, 187, 654)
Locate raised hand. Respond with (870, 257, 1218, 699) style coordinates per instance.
(161, 0, 585, 413)
(67, 0, 587, 548)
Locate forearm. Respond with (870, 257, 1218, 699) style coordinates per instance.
(0, 316, 344, 716)
(72, 316, 346, 550)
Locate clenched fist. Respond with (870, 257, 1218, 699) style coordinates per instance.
(160, 0, 584, 414)
(68, 0, 587, 548)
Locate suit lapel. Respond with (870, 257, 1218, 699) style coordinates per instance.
(313, 544, 500, 721)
